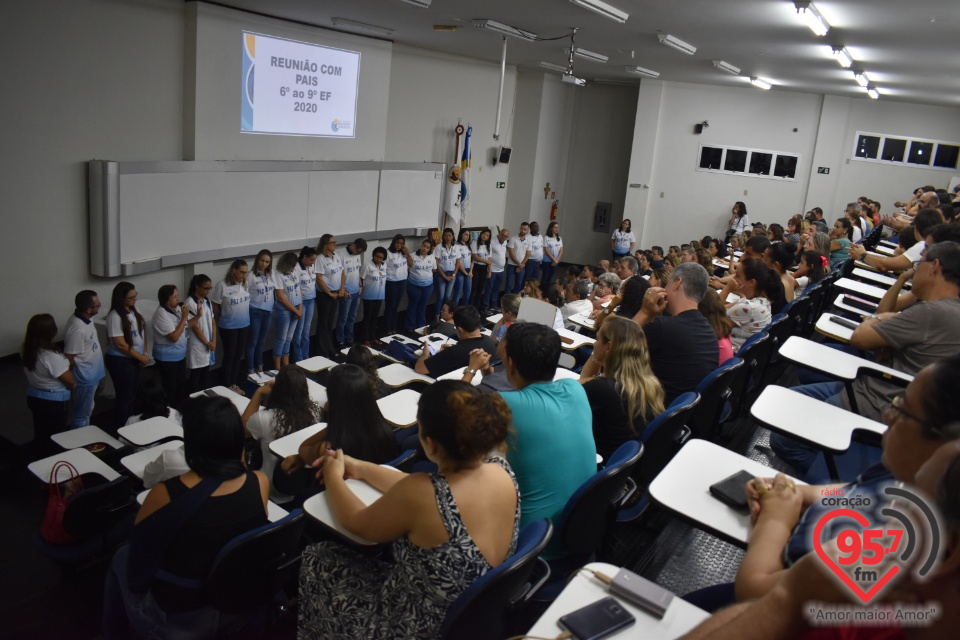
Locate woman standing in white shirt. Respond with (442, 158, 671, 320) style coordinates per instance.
(246, 250, 274, 375)
(360, 247, 387, 345)
(210, 259, 251, 395)
(406, 239, 438, 331)
(185, 274, 216, 393)
(383, 235, 412, 335)
(541, 222, 564, 287)
(453, 228, 474, 307)
(271, 251, 303, 371)
(105, 281, 149, 428)
(611, 219, 636, 262)
(151, 284, 188, 409)
(434, 228, 459, 320)
(22, 314, 75, 456)
(469, 229, 492, 309)
(315, 234, 345, 358)
(291, 246, 318, 363)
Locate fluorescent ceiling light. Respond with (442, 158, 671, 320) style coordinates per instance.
(831, 47, 853, 68)
(569, 0, 629, 24)
(624, 65, 660, 79)
(712, 60, 740, 75)
(867, 88, 880, 100)
(854, 71, 870, 87)
(539, 61, 568, 72)
(396, 0, 432, 7)
(794, 1, 829, 36)
(564, 47, 608, 63)
(473, 20, 537, 40)
(750, 77, 772, 90)
(331, 18, 393, 37)
(658, 33, 696, 55)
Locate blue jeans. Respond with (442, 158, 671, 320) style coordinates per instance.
(769, 382, 845, 474)
(272, 306, 299, 358)
(540, 260, 557, 288)
(434, 271, 456, 316)
(70, 382, 98, 428)
(506, 265, 526, 294)
(337, 291, 361, 343)
(292, 297, 315, 362)
(524, 260, 541, 284)
(484, 271, 504, 308)
(246, 307, 272, 370)
(105, 355, 141, 430)
(453, 272, 473, 306)
(406, 282, 433, 330)
(384, 280, 405, 333)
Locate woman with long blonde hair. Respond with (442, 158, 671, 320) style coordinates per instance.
(578, 315, 665, 459)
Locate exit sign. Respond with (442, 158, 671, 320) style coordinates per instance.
(817, 167, 830, 174)
(496, 182, 506, 189)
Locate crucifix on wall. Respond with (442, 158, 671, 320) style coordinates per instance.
(544, 182, 550, 199)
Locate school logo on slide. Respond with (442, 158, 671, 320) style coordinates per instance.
(331, 119, 339, 132)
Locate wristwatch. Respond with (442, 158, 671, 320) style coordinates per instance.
(463, 367, 477, 376)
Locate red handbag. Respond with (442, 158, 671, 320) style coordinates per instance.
(40, 461, 84, 544)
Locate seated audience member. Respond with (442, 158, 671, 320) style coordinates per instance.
(763, 242, 797, 308)
(561, 279, 594, 327)
(427, 300, 459, 338)
(665, 254, 681, 272)
(698, 290, 735, 364)
(667, 245, 680, 260)
(771, 241, 960, 473)
(680, 246, 697, 263)
(344, 344, 389, 398)
(297, 381, 519, 639)
(708, 238, 728, 260)
(630, 263, 719, 405)
(579, 264, 599, 290)
(720, 257, 779, 351)
(650, 246, 665, 269)
(767, 223, 785, 244)
(103, 396, 269, 639)
(648, 268, 670, 288)
(521, 278, 545, 300)
(784, 214, 804, 245)
(491, 293, 521, 343)
(415, 306, 497, 377)
(750, 223, 766, 238)
(850, 207, 944, 273)
(828, 218, 853, 269)
(125, 377, 182, 427)
(493, 322, 595, 560)
(597, 260, 610, 274)
(736, 355, 960, 601)
(696, 248, 713, 272)
(792, 250, 826, 295)
(618, 255, 641, 281)
(844, 207, 864, 243)
(578, 316, 664, 460)
(882, 190, 939, 232)
(711, 235, 771, 289)
(564, 264, 582, 287)
(595, 276, 650, 331)
(588, 272, 621, 313)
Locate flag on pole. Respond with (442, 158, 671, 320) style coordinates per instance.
(444, 124, 465, 228)
(460, 125, 472, 226)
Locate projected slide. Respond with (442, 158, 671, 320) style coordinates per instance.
(241, 32, 360, 137)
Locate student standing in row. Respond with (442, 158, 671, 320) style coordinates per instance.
(151, 285, 188, 408)
(541, 222, 563, 287)
(469, 229, 492, 309)
(525, 221, 544, 284)
(63, 290, 105, 427)
(292, 247, 317, 363)
(246, 249, 274, 375)
(360, 247, 387, 345)
(484, 228, 509, 310)
(434, 228, 459, 320)
(506, 223, 531, 294)
(272, 252, 302, 370)
(406, 239, 436, 330)
(315, 234, 344, 357)
(383, 235, 411, 334)
(337, 238, 366, 347)
(211, 259, 251, 394)
(611, 218, 635, 263)
(23, 314, 75, 455)
(453, 228, 474, 307)
(185, 275, 216, 393)
(105, 282, 149, 428)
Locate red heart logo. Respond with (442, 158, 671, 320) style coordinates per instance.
(812, 508, 900, 604)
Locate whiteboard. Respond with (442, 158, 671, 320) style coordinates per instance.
(377, 169, 444, 231)
(307, 171, 379, 238)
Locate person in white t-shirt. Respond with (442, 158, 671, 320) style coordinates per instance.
(210, 259, 251, 395)
(337, 238, 367, 347)
(383, 235, 412, 334)
(469, 228, 492, 308)
(290, 246, 318, 364)
(246, 249, 275, 375)
(525, 221, 544, 284)
(360, 247, 387, 345)
(433, 228, 459, 320)
(406, 239, 438, 331)
(541, 222, 564, 288)
(611, 219, 636, 262)
(185, 274, 217, 394)
(315, 234, 344, 357)
(22, 314, 75, 456)
(105, 281, 149, 429)
(151, 284, 189, 409)
(484, 228, 510, 310)
(63, 290, 105, 427)
(272, 251, 303, 370)
(453, 228, 475, 307)
(506, 222, 531, 295)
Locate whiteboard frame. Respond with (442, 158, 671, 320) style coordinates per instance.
(88, 160, 445, 276)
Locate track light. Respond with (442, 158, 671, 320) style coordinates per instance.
(657, 33, 696, 55)
(831, 47, 853, 68)
(564, 47, 609, 63)
(854, 71, 870, 87)
(330, 18, 394, 37)
(624, 65, 660, 79)
(396, 0, 431, 7)
(794, 1, 829, 36)
(539, 61, 568, 72)
(712, 60, 740, 75)
(867, 88, 880, 100)
(473, 19, 537, 41)
(569, 0, 629, 24)
(750, 77, 772, 90)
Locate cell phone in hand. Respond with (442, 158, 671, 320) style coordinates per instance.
(709, 469, 755, 511)
(559, 597, 635, 640)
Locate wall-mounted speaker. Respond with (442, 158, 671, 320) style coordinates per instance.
(496, 146, 512, 165)
(694, 123, 705, 135)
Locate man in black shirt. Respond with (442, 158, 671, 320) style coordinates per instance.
(414, 306, 497, 378)
(631, 263, 718, 405)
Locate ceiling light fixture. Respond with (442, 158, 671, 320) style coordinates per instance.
(831, 47, 853, 68)
(657, 33, 696, 55)
(712, 60, 740, 75)
(473, 19, 537, 41)
(854, 71, 870, 87)
(564, 47, 609, 63)
(569, 0, 629, 24)
(750, 77, 772, 90)
(330, 18, 394, 37)
(794, 1, 829, 36)
(396, 0, 432, 8)
(624, 65, 660, 79)
(867, 87, 880, 100)
(539, 61, 569, 72)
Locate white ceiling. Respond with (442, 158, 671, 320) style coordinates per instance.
(214, 0, 960, 107)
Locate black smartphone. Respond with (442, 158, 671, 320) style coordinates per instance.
(559, 597, 635, 640)
(709, 469, 755, 511)
(428, 335, 444, 342)
(203, 389, 218, 398)
(829, 316, 859, 330)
